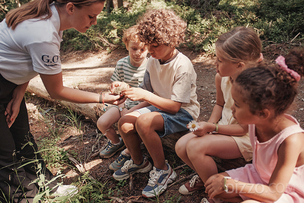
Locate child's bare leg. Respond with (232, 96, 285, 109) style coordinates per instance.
(135, 112, 167, 170)
(97, 107, 121, 143)
(118, 112, 143, 165)
(175, 132, 197, 170)
(187, 134, 241, 182)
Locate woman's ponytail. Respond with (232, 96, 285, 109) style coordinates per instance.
(6, 0, 54, 30)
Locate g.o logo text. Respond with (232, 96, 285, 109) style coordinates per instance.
(42, 55, 59, 64)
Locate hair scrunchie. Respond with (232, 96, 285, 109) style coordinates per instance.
(275, 55, 301, 81)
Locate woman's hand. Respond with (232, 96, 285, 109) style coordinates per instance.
(192, 121, 216, 136)
(5, 82, 28, 128)
(5, 98, 20, 128)
(205, 174, 225, 199)
(122, 88, 150, 101)
(103, 92, 126, 105)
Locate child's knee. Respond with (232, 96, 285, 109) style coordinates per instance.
(97, 115, 113, 131)
(175, 138, 187, 157)
(96, 117, 107, 131)
(186, 138, 203, 156)
(135, 114, 153, 134)
(118, 116, 135, 134)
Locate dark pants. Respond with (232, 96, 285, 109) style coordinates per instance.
(0, 75, 56, 203)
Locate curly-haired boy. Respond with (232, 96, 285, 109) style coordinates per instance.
(113, 9, 200, 198)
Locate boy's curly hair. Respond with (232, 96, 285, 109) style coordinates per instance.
(137, 9, 187, 47)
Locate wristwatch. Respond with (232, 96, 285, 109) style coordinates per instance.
(223, 176, 231, 193)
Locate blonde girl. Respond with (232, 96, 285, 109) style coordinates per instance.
(176, 26, 263, 195)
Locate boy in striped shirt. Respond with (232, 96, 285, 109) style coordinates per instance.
(97, 25, 148, 170)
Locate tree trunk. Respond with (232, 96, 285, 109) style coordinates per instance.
(117, 0, 123, 8)
(106, 0, 114, 13)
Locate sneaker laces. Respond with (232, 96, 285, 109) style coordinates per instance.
(116, 154, 124, 163)
(116, 153, 126, 163)
(121, 159, 134, 172)
(147, 167, 163, 186)
(105, 141, 113, 150)
(189, 175, 201, 188)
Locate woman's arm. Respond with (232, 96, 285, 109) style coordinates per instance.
(40, 72, 123, 104)
(205, 133, 303, 202)
(208, 73, 224, 123)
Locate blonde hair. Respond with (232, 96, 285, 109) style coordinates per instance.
(137, 9, 186, 47)
(215, 26, 262, 65)
(122, 25, 142, 47)
(6, 0, 105, 30)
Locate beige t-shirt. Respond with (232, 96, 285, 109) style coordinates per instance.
(144, 52, 200, 120)
(218, 76, 253, 161)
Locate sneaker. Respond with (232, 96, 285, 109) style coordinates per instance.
(52, 185, 78, 197)
(142, 163, 177, 198)
(109, 150, 131, 171)
(179, 174, 204, 195)
(99, 137, 125, 158)
(201, 198, 210, 203)
(113, 157, 152, 180)
(201, 197, 224, 203)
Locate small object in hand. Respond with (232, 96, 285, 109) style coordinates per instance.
(111, 82, 130, 95)
(188, 120, 198, 132)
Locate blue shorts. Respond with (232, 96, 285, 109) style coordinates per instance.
(136, 105, 193, 137)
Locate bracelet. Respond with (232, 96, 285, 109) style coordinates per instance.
(223, 176, 231, 193)
(102, 92, 105, 104)
(215, 123, 219, 132)
(148, 92, 152, 102)
(99, 93, 103, 103)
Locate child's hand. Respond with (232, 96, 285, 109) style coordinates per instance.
(122, 88, 150, 101)
(192, 122, 216, 136)
(205, 174, 225, 199)
(110, 81, 130, 95)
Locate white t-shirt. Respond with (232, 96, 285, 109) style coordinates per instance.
(143, 52, 200, 120)
(0, 4, 63, 85)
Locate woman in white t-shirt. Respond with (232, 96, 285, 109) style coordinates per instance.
(0, 0, 122, 201)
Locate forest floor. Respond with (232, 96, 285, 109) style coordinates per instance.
(25, 43, 304, 202)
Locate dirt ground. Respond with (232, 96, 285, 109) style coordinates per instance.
(26, 44, 304, 202)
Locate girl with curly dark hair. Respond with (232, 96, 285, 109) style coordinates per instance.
(204, 48, 304, 203)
